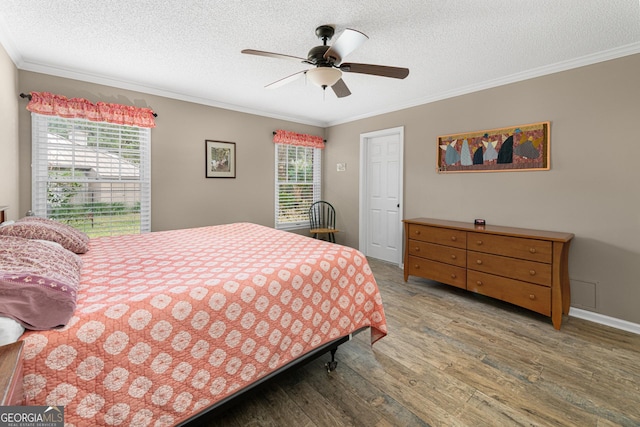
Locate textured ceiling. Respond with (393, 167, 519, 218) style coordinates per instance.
(1, 1, 639, 126)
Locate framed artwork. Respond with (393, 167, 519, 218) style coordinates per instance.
(437, 121, 550, 173)
(205, 140, 236, 178)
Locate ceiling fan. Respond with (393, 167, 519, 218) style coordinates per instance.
(241, 25, 409, 98)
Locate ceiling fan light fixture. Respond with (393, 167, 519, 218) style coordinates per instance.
(306, 67, 342, 88)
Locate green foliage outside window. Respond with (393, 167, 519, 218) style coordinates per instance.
(276, 144, 319, 227)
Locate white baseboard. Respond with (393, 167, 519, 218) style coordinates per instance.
(569, 307, 640, 335)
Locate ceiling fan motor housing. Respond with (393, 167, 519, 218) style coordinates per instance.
(307, 45, 332, 65)
(312, 25, 340, 65)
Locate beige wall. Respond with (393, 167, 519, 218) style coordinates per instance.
(6, 54, 640, 325)
(17, 71, 324, 232)
(0, 43, 19, 220)
(325, 54, 640, 325)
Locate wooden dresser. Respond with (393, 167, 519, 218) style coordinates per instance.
(403, 218, 573, 329)
(0, 341, 25, 405)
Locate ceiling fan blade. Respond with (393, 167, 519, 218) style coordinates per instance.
(331, 78, 351, 98)
(264, 70, 307, 89)
(242, 49, 307, 63)
(340, 63, 409, 79)
(323, 28, 368, 65)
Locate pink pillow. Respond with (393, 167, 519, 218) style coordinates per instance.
(17, 216, 90, 243)
(1, 217, 89, 253)
(0, 236, 82, 330)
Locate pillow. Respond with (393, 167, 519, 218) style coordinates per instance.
(17, 215, 90, 244)
(0, 316, 25, 346)
(0, 235, 82, 330)
(35, 239, 65, 250)
(0, 217, 89, 254)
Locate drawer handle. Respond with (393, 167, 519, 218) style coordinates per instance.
(415, 230, 421, 235)
(476, 240, 483, 246)
(450, 254, 457, 259)
(476, 281, 483, 286)
(451, 236, 457, 241)
(414, 264, 420, 269)
(476, 259, 483, 265)
(529, 270, 536, 276)
(529, 294, 536, 300)
(414, 247, 420, 252)
(529, 248, 537, 254)
(451, 273, 456, 279)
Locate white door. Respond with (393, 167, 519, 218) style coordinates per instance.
(359, 127, 404, 265)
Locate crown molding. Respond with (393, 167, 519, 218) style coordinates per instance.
(327, 41, 640, 127)
(16, 60, 327, 128)
(8, 39, 640, 129)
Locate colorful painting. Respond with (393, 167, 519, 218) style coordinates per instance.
(437, 122, 550, 173)
(206, 140, 236, 178)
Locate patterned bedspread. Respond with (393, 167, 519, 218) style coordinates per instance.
(20, 223, 387, 426)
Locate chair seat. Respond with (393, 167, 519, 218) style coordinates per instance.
(310, 228, 340, 234)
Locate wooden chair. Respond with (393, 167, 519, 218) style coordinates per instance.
(309, 201, 339, 243)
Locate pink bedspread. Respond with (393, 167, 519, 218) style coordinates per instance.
(20, 223, 387, 426)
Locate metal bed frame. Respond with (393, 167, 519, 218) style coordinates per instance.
(179, 327, 367, 425)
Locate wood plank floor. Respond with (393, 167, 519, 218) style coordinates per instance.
(194, 258, 640, 427)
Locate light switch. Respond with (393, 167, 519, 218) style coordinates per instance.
(336, 163, 346, 172)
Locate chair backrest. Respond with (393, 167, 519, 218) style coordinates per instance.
(309, 201, 336, 230)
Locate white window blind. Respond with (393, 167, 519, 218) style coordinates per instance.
(275, 144, 321, 229)
(31, 113, 151, 237)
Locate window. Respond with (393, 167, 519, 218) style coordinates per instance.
(275, 143, 321, 229)
(31, 113, 151, 237)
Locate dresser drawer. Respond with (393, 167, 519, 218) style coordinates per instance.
(407, 256, 466, 289)
(467, 270, 551, 316)
(467, 232, 552, 263)
(408, 240, 466, 267)
(467, 251, 551, 286)
(408, 224, 466, 249)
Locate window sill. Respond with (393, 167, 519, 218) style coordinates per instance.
(276, 223, 310, 231)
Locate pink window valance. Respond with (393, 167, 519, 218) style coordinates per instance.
(26, 91, 156, 128)
(273, 129, 325, 149)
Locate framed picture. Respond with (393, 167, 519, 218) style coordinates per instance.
(437, 121, 550, 173)
(205, 140, 236, 178)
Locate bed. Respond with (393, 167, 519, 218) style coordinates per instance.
(0, 221, 387, 426)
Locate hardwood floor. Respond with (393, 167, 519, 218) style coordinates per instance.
(196, 258, 640, 427)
